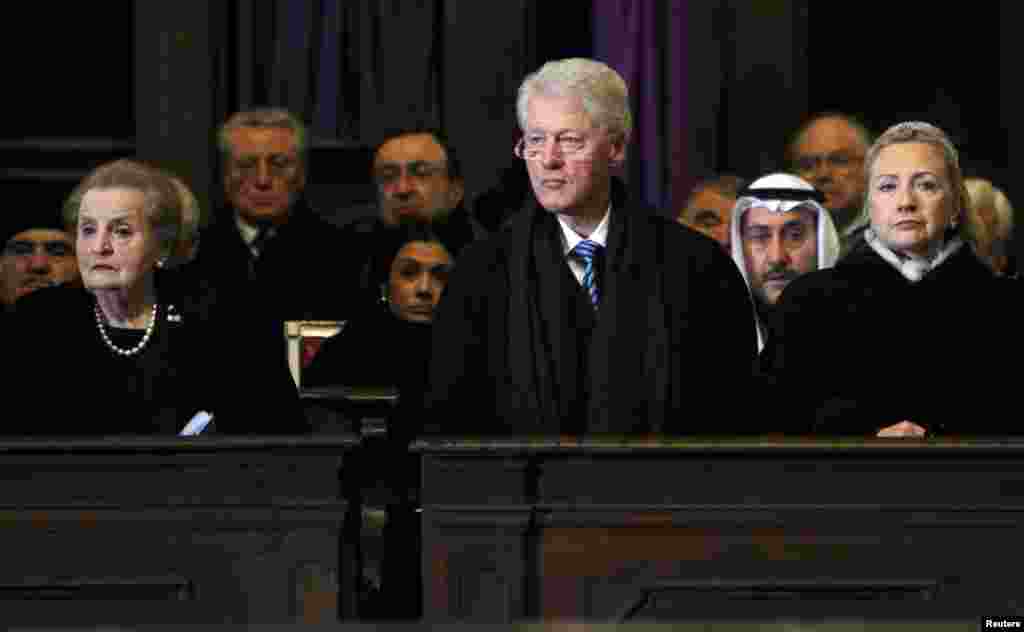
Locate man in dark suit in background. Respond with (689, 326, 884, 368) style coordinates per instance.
(426, 58, 756, 435)
(339, 127, 485, 307)
(192, 108, 355, 324)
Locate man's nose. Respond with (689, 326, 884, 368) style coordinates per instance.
(392, 172, 415, 197)
(766, 235, 789, 264)
(254, 161, 273, 187)
(27, 252, 52, 273)
(539, 140, 565, 167)
(810, 160, 833, 181)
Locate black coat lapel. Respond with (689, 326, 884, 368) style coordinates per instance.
(505, 206, 554, 431)
(586, 182, 670, 433)
(531, 212, 596, 434)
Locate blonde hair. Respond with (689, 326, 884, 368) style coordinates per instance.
(965, 178, 1014, 240)
(516, 58, 632, 143)
(864, 121, 969, 230)
(965, 177, 1015, 271)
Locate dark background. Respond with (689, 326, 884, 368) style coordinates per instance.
(1, 1, 1016, 249)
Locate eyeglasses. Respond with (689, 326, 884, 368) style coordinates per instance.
(3, 240, 73, 258)
(374, 161, 448, 186)
(793, 151, 863, 174)
(514, 131, 590, 160)
(231, 153, 300, 177)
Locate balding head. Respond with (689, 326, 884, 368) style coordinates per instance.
(788, 114, 871, 227)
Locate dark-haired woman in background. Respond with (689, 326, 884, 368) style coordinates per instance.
(304, 221, 456, 436)
(303, 221, 459, 618)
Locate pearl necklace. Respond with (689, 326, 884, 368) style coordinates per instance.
(94, 302, 159, 357)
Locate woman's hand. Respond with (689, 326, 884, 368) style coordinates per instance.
(876, 420, 927, 438)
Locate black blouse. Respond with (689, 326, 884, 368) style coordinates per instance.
(4, 270, 305, 436)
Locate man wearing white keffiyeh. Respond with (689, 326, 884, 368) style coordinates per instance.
(759, 122, 1018, 439)
(730, 173, 840, 352)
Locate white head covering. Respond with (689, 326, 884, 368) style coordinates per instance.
(729, 173, 841, 351)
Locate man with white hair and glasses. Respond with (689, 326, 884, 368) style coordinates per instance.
(425, 58, 755, 435)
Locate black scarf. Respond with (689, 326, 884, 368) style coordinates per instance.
(504, 181, 673, 434)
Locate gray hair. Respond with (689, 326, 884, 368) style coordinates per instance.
(217, 107, 308, 160)
(516, 58, 632, 143)
(168, 175, 203, 264)
(64, 160, 183, 263)
(786, 111, 873, 167)
(864, 121, 969, 227)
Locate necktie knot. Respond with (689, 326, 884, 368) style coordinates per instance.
(572, 239, 603, 264)
(572, 240, 603, 309)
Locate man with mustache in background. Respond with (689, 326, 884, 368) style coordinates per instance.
(731, 173, 840, 353)
(339, 127, 485, 309)
(0, 208, 79, 313)
(193, 108, 355, 324)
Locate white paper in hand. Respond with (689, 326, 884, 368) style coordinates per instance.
(180, 411, 214, 436)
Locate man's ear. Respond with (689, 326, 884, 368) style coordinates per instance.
(447, 177, 465, 208)
(608, 134, 628, 168)
(295, 159, 308, 191)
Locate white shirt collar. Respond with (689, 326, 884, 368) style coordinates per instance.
(556, 204, 612, 256)
(235, 214, 262, 246)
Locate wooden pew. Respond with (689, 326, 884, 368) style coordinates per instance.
(417, 437, 1024, 622)
(0, 435, 358, 625)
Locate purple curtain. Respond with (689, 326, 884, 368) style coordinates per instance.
(593, 1, 688, 213)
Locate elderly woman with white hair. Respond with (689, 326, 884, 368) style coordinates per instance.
(6, 159, 304, 435)
(760, 121, 1019, 437)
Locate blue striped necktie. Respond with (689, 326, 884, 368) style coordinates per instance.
(572, 239, 604, 309)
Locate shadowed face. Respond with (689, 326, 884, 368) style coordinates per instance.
(741, 206, 818, 305)
(224, 127, 305, 225)
(387, 241, 453, 323)
(793, 117, 867, 216)
(1, 228, 78, 306)
(680, 188, 736, 252)
(374, 133, 464, 225)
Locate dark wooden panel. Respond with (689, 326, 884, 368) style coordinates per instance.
(0, 436, 358, 625)
(418, 438, 1024, 622)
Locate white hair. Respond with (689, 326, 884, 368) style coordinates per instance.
(516, 58, 632, 143)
